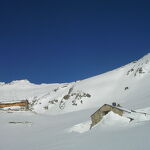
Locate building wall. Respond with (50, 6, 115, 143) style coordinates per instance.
(0, 100, 29, 110)
(90, 104, 124, 128)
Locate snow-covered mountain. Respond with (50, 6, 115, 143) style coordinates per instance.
(1, 53, 150, 150)
(1, 53, 150, 113)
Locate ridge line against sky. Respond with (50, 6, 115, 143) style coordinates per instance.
(0, 0, 150, 83)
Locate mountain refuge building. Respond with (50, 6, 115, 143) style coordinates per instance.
(90, 104, 126, 129)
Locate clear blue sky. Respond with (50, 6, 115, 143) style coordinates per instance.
(0, 0, 150, 83)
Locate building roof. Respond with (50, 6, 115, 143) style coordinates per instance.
(91, 104, 131, 117)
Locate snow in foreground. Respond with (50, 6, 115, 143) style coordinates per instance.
(0, 108, 150, 150)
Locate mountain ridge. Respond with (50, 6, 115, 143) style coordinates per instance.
(0, 53, 150, 114)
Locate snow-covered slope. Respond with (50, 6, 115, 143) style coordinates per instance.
(1, 53, 150, 113)
(1, 53, 150, 150)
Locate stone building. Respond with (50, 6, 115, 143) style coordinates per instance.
(90, 104, 125, 129)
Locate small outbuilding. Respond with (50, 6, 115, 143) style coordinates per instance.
(90, 104, 126, 129)
(0, 100, 29, 110)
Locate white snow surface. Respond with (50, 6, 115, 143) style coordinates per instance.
(1, 53, 150, 149)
